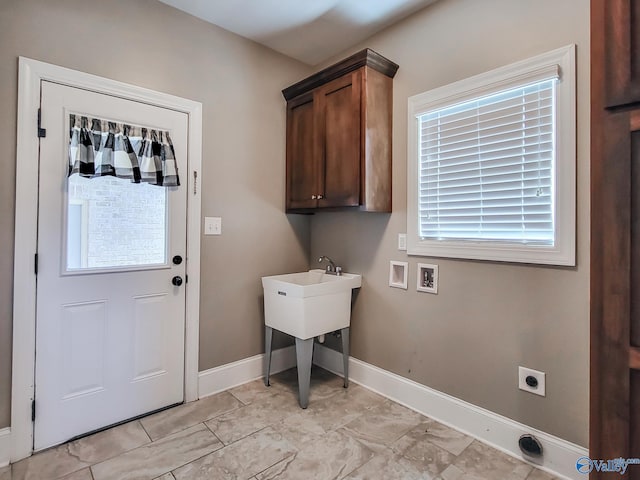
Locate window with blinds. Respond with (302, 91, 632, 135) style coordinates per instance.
(418, 78, 556, 244)
(407, 46, 576, 265)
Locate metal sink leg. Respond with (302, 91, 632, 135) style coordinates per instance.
(341, 327, 350, 388)
(264, 326, 273, 387)
(295, 337, 314, 408)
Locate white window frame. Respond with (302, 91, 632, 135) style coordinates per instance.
(407, 45, 576, 266)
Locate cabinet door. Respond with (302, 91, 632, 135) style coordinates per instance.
(591, 109, 640, 479)
(603, 0, 640, 107)
(317, 72, 362, 208)
(286, 92, 320, 210)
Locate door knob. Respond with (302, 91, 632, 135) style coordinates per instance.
(172, 276, 183, 286)
(172, 255, 183, 265)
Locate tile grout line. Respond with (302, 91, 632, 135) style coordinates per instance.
(35, 426, 155, 480)
(170, 425, 280, 479)
(337, 454, 375, 480)
(254, 451, 298, 480)
(137, 419, 153, 444)
(401, 436, 462, 476)
(336, 433, 381, 480)
(68, 420, 155, 478)
(141, 394, 246, 443)
(206, 394, 298, 447)
(201, 400, 245, 424)
(228, 389, 250, 406)
(91, 424, 224, 480)
(161, 430, 225, 479)
(201, 422, 225, 447)
(224, 424, 272, 447)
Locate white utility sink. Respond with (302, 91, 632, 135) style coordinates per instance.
(262, 269, 362, 340)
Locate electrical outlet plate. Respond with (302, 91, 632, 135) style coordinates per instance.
(204, 216, 222, 235)
(518, 366, 546, 396)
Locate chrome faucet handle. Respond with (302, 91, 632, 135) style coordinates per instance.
(318, 255, 337, 273)
(318, 256, 343, 275)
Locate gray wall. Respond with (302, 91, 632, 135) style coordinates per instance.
(311, 0, 590, 447)
(0, 0, 311, 428)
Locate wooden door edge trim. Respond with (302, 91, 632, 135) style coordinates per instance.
(631, 346, 640, 370)
(629, 110, 640, 131)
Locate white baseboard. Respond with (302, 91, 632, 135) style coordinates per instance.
(198, 346, 296, 398)
(0, 427, 10, 467)
(312, 344, 587, 480)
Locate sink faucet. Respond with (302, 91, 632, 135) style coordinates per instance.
(318, 256, 342, 276)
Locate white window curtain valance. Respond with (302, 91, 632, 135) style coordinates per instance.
(68, 114, 180, 187)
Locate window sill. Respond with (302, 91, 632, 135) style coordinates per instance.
(407, 238, 575, 267)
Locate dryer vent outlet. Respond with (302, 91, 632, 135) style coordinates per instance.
(518, 434, 543, 457)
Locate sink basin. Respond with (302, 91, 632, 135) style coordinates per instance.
(262, 269, 361, 340)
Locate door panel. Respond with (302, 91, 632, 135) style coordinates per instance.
(318, 72, 361, 208)
(604, 0, 640, 108)
(132, 294, 170, 380)
(591, 109, 632, 473)
(35, 81, 188, 450)
(633, 131, 640, 349)
(286, 92, 319, 210)
(61, 301, 107, 398)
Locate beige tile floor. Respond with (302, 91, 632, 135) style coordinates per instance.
(1, 368, 559, 480)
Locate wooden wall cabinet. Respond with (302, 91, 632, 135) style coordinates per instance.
(283, 49, 398, 213)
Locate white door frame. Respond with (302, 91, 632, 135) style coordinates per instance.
(11, 57, 203, 462)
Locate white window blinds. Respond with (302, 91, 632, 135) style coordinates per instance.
(417, 75, 558, 244)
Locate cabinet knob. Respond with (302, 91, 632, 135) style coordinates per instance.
(311, 195, 317, 199)
(317, 194, 323, 199)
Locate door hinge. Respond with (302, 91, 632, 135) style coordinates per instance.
(31, 399, 36, 422)
(37, 108, 46, 138)
(185, 274, 188, 284)
(34, 253, 38, 275)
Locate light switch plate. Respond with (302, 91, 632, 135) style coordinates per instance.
(398, 233, 407, 251)
(204, 216, 222, 235)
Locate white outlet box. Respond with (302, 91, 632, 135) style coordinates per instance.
(398, 233, 407, 251)
(204, 216, 222, 235)
(389, 261, 408, 289)
(417, 263, 438, 294)
(518, 366, 546, 396)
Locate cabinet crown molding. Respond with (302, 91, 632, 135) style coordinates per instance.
(282, 48, 399, 101)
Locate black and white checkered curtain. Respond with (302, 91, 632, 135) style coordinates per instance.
(68, 114, 180, 186)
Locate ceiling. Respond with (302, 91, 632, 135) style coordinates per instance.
(157, 0, 438, 66)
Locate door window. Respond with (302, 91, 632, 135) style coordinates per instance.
(66, 174, 168, 271)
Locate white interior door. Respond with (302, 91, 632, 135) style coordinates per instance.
(34, 81, 188, 450)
